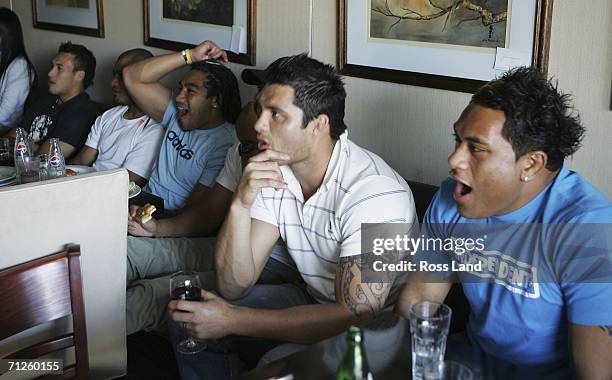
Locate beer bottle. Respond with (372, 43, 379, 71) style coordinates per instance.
(336, 325, 374, 380)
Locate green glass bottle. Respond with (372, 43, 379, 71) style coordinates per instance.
(336, 325, 374, 380)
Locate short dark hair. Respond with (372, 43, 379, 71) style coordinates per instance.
(471, 67, 584, 171)
(58, 41, 96, 89)
(191, 60, 242, 123)
(264, 53, 347, 139)
(117, 48, 153, 64)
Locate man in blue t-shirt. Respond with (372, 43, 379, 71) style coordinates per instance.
(396, 67, 612, 379)
(123, 40, 241, 210)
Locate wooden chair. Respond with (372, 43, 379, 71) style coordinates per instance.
(0, 245, 89, 379)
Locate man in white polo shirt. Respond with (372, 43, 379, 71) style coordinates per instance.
(70, 49, 164, 186)
(168, 54, 418, 379)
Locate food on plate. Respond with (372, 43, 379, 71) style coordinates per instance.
(128, 180, 137, 195)
(66, 168, 78, 177)
(135, 203, 156, 224)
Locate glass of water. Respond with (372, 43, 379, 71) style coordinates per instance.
(409, 301, 452, 380)
(38, 154, 49, 181)
(19, 155, 40, 184)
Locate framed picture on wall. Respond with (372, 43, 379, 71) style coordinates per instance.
(338, 0, 554, 93)
(32, 0, 104, 38)
(144, 0, 257, 66)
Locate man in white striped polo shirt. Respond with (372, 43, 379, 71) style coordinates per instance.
(168, 54, 418, 379)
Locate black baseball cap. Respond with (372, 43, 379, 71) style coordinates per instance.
(241, 68, 267, 88)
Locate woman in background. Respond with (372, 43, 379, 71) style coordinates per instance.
(0, 7, 37, 134)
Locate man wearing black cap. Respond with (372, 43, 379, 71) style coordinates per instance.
(241, 66, 267, 90)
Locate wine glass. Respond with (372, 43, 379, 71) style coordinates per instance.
(169, 271, 206, 354)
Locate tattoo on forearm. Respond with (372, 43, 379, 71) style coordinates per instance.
(336, 255, 389, 318)
(599, 326, 612, 337)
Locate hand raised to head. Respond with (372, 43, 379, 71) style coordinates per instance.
(191, 40, 228, 63)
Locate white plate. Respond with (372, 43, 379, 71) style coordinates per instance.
(129, 184, 141, 199)
(0, 166, 16, 183)
(65, 165, 95, 175)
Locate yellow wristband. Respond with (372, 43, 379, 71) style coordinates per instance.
(185, 49, 193, 65)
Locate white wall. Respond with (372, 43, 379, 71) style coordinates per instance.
(7, 0, 611, 198)
(546, 0, 612, 197)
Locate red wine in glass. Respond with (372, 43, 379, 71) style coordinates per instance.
(169, 271, 206, 354)
(172, 285, 203, 301)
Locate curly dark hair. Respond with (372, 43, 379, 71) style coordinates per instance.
(190, 59, 242, 123)
(471, 67, 584, 171)
(263, 53, 347, 139)
(58, 41, 96, 89)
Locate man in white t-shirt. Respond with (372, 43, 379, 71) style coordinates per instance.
(71, 49, 164, 186)
(167, 54, 418, 379)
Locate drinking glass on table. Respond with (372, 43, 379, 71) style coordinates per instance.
(409, 301, 452, 380)
(38, 154, 49, 181)
(0, 138, 10, 166)
(19, 155, 40, 184)
(169, 271, 206, 354)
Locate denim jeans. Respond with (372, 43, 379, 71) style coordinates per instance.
(170, 282, 317, 380)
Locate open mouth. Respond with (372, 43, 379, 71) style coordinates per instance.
(177, 107, 189, 119)
(453, 179, 472, 201)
